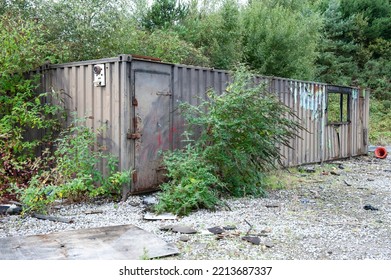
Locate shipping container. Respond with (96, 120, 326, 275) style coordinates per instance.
(39, 55, 369, 195)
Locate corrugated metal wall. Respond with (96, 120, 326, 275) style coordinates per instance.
(272, 78, 327, 166)
(41, 56, 133, 195)
(40, 55, 369, 194)
(171, 65, 231, 150)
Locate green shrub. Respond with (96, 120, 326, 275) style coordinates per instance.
(184, 66, 300, 196)
(18, 119, 131, 214)
(155, 143, 222, 216)
(155, 66, 301, 215)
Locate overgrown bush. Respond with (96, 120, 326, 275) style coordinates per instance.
(155, 66, 301, 215)
(0, 13, 61, 201)
(16, 119, 131, 214)
(155, 143, 223, 215)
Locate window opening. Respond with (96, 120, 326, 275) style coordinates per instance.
(327, 89, 350, 124)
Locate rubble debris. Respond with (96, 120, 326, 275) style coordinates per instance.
(344, 180, 352, 186)
(33, 213, 74, 223)
(244, 219, 253, 236)
(171, 225, 197, 234)
(223, 225, 237, 231)
(142, 195, 158, 206)
(265, 203, 280, 208)
(180, 235, 190, 242)
(264, 241, 275, 248)
(0, 204, 22, 215)
(159, 225, 174, 231)
(242, 236, 261, 245)
(301, 166, 316, 173)
(207, 226, 225, 234)
(84, 210, 104, 215)
(363, 205, 379, 211)
(144, 212, 178, 220)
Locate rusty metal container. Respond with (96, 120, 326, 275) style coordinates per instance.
(39, 55, 369, 194)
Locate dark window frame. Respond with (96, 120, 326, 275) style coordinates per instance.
(326, 85, 351, 125)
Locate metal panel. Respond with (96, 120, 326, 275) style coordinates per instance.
(40, 56, 131, 190)
(171, 65, 230, 150)
(271, 78, 326, 167)
(131, 63, 172, 193)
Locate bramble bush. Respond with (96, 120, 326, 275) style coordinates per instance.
(155, 66, 301, 215)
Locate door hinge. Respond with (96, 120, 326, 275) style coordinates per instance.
(132, 97, 138, 106)
(127, 133, 141, 140)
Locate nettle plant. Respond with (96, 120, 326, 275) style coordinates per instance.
(155, 66, 301, 215)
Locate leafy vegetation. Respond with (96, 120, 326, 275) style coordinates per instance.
(17, 119, 131, 214)
(0, 12, 61, 201)
(155, 66, 301, 215)
(155, 143, 222, 215)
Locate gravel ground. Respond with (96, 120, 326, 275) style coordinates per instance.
(1, 154, 391, 260)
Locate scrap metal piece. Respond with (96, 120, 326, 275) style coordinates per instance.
(242, 236, 261, 245)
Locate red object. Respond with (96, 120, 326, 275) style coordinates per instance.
(374, 146, 388, 159)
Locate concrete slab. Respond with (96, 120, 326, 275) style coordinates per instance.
(0, 224, 178, 260)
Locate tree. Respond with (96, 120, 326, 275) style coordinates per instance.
(316, 0, 361, 85)
(34, 0, 130, 62)
(176, 0, 243, 70)
(141, 0, 189, 30)
(316, 0, 391, 99)
(242, 0, 322, 79)
(340, 0, 391, 42)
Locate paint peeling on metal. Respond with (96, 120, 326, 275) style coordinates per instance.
(289, 81, 325, 120)
(352, 89, 359, 100)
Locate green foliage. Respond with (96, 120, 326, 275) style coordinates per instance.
(177, 0, 243, 70)
(340, 0, 391, 42)
(0, 13, 61, 200)
(141, 0, 189, 30)
(124, 29, 210, 66)
(156, 66, 301, 214)
(155, 143, 222, 215)
(316, 0, 361, 85)
(17, 119, 131, 213)
(33, 0, 130, 62)
(186, 66, 301, 196)
(369, 98, 391, 145)
(317, 0, 391, 99)
(242, 0, 322, 79)
(316, 0, 391, 143)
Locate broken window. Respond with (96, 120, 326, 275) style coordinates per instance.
(327, 86, 350, 124)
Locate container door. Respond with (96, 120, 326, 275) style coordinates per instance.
(132, 70, 171, 193)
